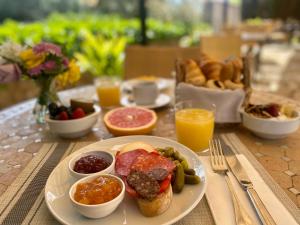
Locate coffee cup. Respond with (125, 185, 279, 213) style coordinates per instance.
(133, 81, 159, 105)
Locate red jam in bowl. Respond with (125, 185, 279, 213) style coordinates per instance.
(73, 155, 110, 174)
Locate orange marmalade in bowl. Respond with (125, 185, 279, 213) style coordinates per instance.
(74, 176, 122, 205)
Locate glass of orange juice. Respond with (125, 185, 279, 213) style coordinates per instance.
(95, 77, 120, 109)
(175, 100, 215, 152)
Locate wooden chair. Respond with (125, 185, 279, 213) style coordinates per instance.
(123, 45, 201, 79)
(200, 34, 242, 60)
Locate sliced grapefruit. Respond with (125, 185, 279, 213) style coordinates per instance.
(103, 107, 157, 136)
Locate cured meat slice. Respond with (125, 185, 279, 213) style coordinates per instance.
(115, 149, 148, 176)
(130, 152, 176, 174)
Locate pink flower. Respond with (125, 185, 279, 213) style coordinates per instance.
(28, 65, 43, 77)
(43, 60, 56, 71)
(33, 42, 62, 56)
(0, 64, 21, 83)
(62, 57, 69, 67)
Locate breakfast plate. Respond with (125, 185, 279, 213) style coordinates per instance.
(122, 78, 173, 91)
(45, 135, 207, 225)
(120, 94, 171, 109)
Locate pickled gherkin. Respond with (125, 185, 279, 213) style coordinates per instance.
(184, 168, 196, 175)
(180, 159, 189, 170)
(184, 174, 201, 184)
(172, 163, 185, 193)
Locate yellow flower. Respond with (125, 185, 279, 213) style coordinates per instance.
(19, 49, 46, 69)
(56, 60, 81, 87)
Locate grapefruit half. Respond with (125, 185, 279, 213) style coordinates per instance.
(103, 107, 157, 136)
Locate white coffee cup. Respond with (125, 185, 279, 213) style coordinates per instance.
(133, 81, 159, 105)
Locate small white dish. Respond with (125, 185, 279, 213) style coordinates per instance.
(46, 106, 100, 138)
(69, 174, 125, 219)
(121, 93, 171, 109)
(241, 109, 300, 139)
(68, 150, 115, 179)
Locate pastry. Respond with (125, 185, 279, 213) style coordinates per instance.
(201, 61, 223, 80)
(231, 57, 243, 83)
(224, 80, 244, 90)
(206, 79, 225, 89)
(220, 61, 234, 81)
(184, 59, 206, 86)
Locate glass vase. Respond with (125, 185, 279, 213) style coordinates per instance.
(33, 77, 59, 124)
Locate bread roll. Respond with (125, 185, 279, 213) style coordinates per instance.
(201, 61, 223, 80)
(184, 59, 206, 86)
(136, 185, 173, 217)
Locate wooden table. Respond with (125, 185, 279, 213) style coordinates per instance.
(0, 85, 299, 224)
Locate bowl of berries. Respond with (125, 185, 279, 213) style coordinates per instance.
(46, 99, 100, 138)
(241, 103, 299, 139)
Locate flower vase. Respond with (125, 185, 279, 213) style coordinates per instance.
(33, 77, 58, 124)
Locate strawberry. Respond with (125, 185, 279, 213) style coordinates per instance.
(59, 111, 69, 120)
(72, 107, 86, 119)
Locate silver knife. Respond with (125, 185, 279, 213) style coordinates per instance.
(222, 143, 276, 225)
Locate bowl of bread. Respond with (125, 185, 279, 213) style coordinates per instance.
(175, 53, 251, 123)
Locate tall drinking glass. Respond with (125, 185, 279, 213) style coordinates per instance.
(95, 77, 120, 109)
(175, 100, 215, 152)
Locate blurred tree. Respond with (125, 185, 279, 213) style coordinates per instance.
(147, 0, 203, 29)
(242, 0, 300, 20)
(95, 0, 139, 17)
(0, 0, 80, 21)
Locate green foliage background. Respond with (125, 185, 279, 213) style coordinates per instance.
(0, 13, 211, 77)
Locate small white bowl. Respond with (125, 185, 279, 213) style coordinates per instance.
(241, 109, 300, 139)
(68, 150, 115, 179)
(69, 174, 125, 219)
(46, 106, 100, 138)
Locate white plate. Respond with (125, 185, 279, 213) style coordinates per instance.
(121, 94, 171, 109)
(122, 78, 172, 91)
(45, 136, 207, 225)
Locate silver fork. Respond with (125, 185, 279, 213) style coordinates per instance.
(209, 139, 255, 225)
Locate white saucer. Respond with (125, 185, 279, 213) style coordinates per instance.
(122, 78, 173, 91)
(121, 94, 171, 109)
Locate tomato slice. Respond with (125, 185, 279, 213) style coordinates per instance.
(159, 174, 171, 193)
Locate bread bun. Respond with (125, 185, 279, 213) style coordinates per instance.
(136, 185, 173, 217)
(184, 59, 206, 86)
(201, 61, 223, 80)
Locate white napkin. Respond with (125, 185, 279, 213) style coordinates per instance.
(200, 155, 298, 225)
(175, 83, 245, 123)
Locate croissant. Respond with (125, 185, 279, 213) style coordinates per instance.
(224, 80, 244, 90)
(206, 79, 225, 89)
(231, 58, 243, 83)
(184, 59, 206, 86)
(201, 61, 223, 80)
(220, 61, 234, 81)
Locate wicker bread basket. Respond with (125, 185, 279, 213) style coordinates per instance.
(175, 56, 252, 123)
